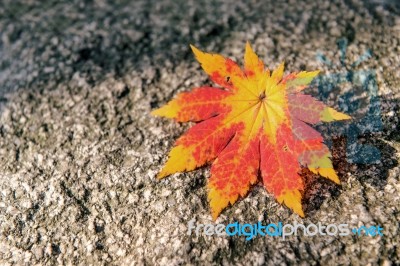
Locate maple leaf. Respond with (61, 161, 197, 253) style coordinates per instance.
(152, 42, 351, 220)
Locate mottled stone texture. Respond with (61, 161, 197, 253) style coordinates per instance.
(0, 0, 399, 265)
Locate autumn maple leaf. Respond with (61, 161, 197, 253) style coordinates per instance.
(152, 42, 350, 220)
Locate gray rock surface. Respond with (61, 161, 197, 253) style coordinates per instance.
(0, 0, 399, 265)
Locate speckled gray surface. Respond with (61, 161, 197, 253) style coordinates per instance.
(0, 0, 399, 265)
